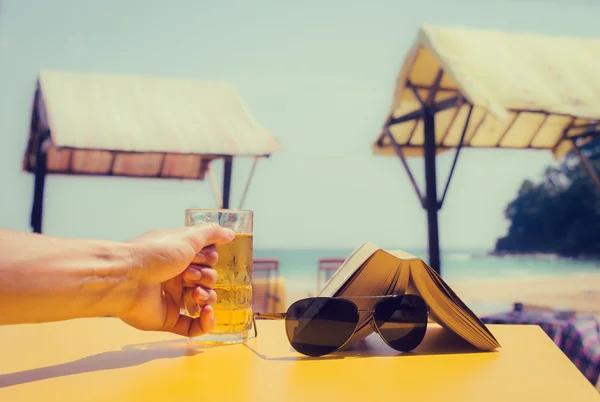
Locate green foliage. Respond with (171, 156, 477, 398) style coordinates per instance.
(495, 136, 600, 258)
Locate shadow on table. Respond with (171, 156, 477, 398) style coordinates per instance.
(0, 338, 216, 388)
(244, 326, 494, 361)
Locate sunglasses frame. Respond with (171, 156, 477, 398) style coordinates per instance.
(251, 294, 430, 355)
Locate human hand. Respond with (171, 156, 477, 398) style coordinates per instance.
(118, 224, 234, 337)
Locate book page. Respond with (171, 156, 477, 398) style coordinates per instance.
(409, 260, 500, 350)
(317, 242, 380, 297)
(385, 249, 420, 260)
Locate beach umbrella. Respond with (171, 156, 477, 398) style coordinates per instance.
(373, 25, 600, 275)
(22, 70, 280, 233)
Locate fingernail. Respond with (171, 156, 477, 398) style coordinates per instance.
(196, 287, 210, 301)
(186, 268, 202, 280)
(224, 228, 235, 239)
(193, 253, 207, 263)
(209, 309, 215, 321)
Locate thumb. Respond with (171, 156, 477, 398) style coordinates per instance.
(184, 223, 235, 252)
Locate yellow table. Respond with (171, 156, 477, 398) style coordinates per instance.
(0, 319, 598, 401)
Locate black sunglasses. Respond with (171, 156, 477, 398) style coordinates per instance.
(252, 294, 429, 357)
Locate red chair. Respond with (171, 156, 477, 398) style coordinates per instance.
(252, 258, 281, 313)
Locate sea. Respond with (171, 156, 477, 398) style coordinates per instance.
(253, 247, 600, 314)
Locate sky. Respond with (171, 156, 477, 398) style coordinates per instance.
(1, 0, 599, 251)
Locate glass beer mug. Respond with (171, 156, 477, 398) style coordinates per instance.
(184, 209, 254, 344)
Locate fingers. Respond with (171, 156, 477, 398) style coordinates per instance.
(192, 245, 218, 266)
(170, 306, 216, 338)
(185, 223, 234, 253)
(182, 286, 217, 317)
(186, 245, 218, 290)
(184, 265, 217, 288)
(191, 305, 216, 337)
(192, 286, 217, 306)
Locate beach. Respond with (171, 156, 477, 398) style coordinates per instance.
(446, 274, 600, 319)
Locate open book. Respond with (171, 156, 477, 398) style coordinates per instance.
(317, 242, 501, 351)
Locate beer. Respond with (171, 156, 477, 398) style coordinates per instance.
(184, 208, 254, 344)
(211, 233, 253, 336)
(183, 233, 254, 341)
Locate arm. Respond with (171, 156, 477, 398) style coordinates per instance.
(0, 228, 133, 325)
(0, 225, 234, 338)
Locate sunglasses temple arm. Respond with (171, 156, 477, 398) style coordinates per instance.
(252, 312, 287, 338)
(254, 312, 287, 320)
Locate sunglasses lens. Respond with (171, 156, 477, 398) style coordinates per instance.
(285, 297, 359, 357)
(373, 294, 428, 352)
